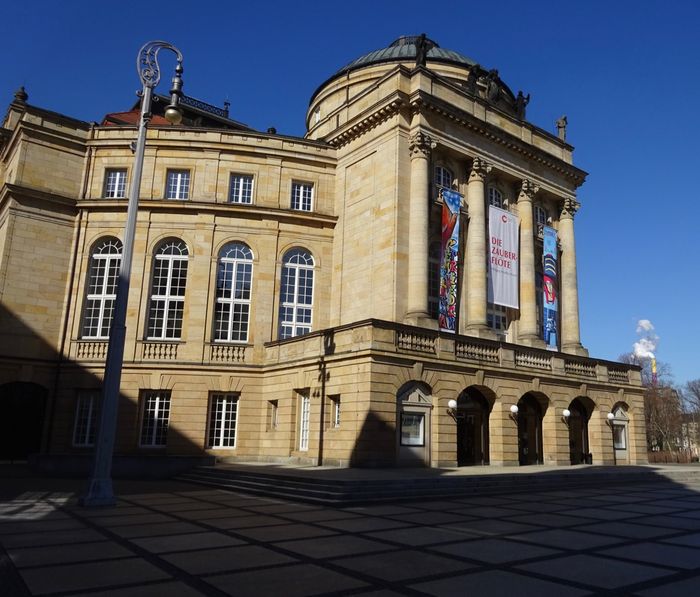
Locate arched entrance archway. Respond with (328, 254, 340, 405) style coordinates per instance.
(0, 382, 47, 461)
(517, 393, 544, 465)
(456, 388, 490, 466)
(567, 397, 591, 465)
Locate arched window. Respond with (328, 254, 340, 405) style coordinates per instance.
(488, 186, 504, 208)
(82, 237, 123, 338)
(214, 242, 253, 343)
(279, 248, 314, 339)
(434, 165, 453, 193)
(147, 239, 189, 339)
(428, 241, 441, 319)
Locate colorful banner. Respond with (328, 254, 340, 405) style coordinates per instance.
(542, 225, 558, 350)
(487, 206, 519, 308)
(438, 189, 462, 332)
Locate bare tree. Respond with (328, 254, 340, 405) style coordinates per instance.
(618, 353, 682, 452)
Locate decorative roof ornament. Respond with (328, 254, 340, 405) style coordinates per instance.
(13, 86, 28, 104)
(556, 115, 568, 141)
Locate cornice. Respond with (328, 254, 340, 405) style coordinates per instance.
(1, 183, 78, 215)
(325, 92, 406, 149)
(77, 198, 338, 229)
(414, 91, 588, 187)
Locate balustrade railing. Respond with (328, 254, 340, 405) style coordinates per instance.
(141, 342, 179, 361)
(455, 339, 499, 362)
(608, 367, 630, 383)
(564, 358, 596, 378)
(75, 340, 108, 360)
(210, 343, 246, 363)
(395, 330, 436, 353)
(515, 349, 552, 370)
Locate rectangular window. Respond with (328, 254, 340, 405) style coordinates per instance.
(487, 303, 508, 336)
(207, 393, 239, 448)
(400, 412, 425, 446)
(229, 174, 253, 204)
(166, 170, 190, 200)
(299, 394, 310, 451)
(268, 400, 279, 430)
(139, 391, 171, 447)
(103, 169, 127, 198)
(331, 396, 341, 428)
(291, 182, 313, 212)
(73, 390, 99, 447)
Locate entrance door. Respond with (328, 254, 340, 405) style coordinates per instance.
(518, 394, 543, 465)
(397, 384, 432, 467)
(568, 399, 589, 464)
(456, 391, 489, 465)
(0, 382, 47, 461)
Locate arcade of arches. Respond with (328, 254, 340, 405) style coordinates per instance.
(398, 381, 639, 467)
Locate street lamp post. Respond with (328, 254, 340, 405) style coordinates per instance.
(81, 41, 184, 507)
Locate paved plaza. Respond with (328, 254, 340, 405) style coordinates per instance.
(2, 468, 700, 596)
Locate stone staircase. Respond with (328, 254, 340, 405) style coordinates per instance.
(176, 464, 700, 506)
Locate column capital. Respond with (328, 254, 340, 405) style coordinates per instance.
(408, 131, 434, 159)
(561, 197, 581, 219)
(468, 157, 492, 182)
(518, 179, 540, 202)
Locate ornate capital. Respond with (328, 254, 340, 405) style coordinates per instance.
(518, 179, 539, 202)
(408, 131, 433, 159)
(468, 157, 492, 182)
(561, 197, 581, 218)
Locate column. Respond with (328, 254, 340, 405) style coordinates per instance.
(405, 131, 433, 324)
(517, 180, 542, 346)
(559, 198, 587, 355)
(465, 157, 491, 334)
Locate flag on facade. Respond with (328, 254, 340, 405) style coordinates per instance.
(487, 205, 519, 308)
(438, 189, 462, 332)
(542, 225, 558, 350)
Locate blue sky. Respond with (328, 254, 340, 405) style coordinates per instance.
(2, 0, 698, 386)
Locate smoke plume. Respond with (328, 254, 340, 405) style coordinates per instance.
(633, 319, 658, 360)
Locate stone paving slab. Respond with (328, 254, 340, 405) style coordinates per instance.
(1, 469, 700, 596)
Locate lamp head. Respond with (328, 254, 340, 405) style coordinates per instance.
(164, 105, 183, 124)
(562, 409, 571, 418)
(447, 399, 458, 410)
(510, 404, 519, 414)
(607, 412, 615, 421)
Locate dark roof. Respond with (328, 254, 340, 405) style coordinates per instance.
(310, 35, 482, 105)
(340, 36, 476, 72)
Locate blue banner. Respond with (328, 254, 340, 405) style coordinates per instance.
(439, 189, 462, 332)
(542, 226, 558, 350)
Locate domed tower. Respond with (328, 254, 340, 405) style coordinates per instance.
(310, 35, 586, 356)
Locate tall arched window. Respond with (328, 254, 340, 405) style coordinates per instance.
(279, 248, 314, 339)
(488, 186, 504, 208)
(147, 239, 189, 339)
(214, 242, 253, 343)
(82, 237, 123, 338)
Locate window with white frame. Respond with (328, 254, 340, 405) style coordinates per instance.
(299, 393, 310, 451)
(279, 248, 314, 339)
(207, 392, 239, 448)
(103, 169, 127, 198)
(73, 390, 99, 447)
(214, 242, 253, 342)
(165, 169, 190, 200)
(147, 239, 189, 339)
(331, 395, 341, 428)
(229, 174, 253, 204)
(487, 303, 508, 337)
(428, 241, 441, 319)
(535, 204, 548, 237)
(291, 181, 313, 211)
(434, 165, 453, 196)
(488, 186, 504, 208)
(139, 391, 171, 447)
(81, 237, 122, 338)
